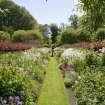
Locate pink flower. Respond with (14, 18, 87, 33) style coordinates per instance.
(63, 66, 75, 73)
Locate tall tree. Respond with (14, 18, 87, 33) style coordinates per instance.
(78, 0, 105, 32)
(50, 24, 59, 43)
(68, 14, 79, 29)
(0, 0, 38, 31)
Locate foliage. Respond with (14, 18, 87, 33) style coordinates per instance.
(50, 24, 59, 43)
(12, 30, 26, 42)
(0, 66, 27, 97)
(0, 66, 41, 105)
(61, 29, 78, 44)
(85, 52, 100, 66)
(54, 47, 65, 59)
(26, 30, 42, 43)
(58, 47, 105, 105)
(77, 30, 91, 41)
(60, 28, 93, 44)
(102, 54, 105, 66)
(12, 30, 42, 43)
(102, 40, 105, 46)
(61, 48, 102, 69)
(0, 48, 50, 104)
(68, 14, 79, 29)
(64, 71, 79, 87)
(96, 28, 105, 41)
(0, 31, 10, 41)
(78, 0, 105, 32)
(39, 24, 48, 33)
(73, 66, 105, 105)
(0, 0, 37, 31)
(2, 26, 14, 39)
(56, 32, 62, 46)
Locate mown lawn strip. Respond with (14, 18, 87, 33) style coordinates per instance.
(38, 57, 70, 105)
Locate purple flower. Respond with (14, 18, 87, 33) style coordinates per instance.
(0, 97, 3, 104)
(8, 96, 14, 103)
(19, 91, 25, 97)
(0, 96, 3, 101)
(15, 96, 20, 103)
(63, 66, 75, 73)
(17, 101, 22, 105)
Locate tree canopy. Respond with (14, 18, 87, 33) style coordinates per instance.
(0, 0, 38, 31)
(68, 14, 79, 29)
(50, 24, 59, 43)
(79, 0, 105, 32)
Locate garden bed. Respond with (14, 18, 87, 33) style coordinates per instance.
(0, 42, 42, 52)
(62, 41, 105, 51)
(0, 48, 50, 105)
(56, 47, 105, 105)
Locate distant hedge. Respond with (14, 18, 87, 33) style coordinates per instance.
(96, 28, 105, 41)
(61, 29, 78, 44)
(60, 28, 105, 45)
(12, 29, 42, 43)
(77, 30, 91, 42)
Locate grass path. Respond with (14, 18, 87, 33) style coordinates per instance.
(38, 57, 70, 105)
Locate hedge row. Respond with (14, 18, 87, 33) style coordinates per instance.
(0, 29, 42, 43)
(60, 28, 105, 44)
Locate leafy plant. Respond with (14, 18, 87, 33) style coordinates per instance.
(12, 29, 42, 43)
(77, 30, 91, 41)
(0, 31, 10, 41)
(73, 67, 105, 105)
(0, 48, 49, 104)
(61, 29, 78, 44)
(64, 71, 79, 87)
(96, 28, 105, 41)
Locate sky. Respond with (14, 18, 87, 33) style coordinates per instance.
(12, 0, 80, 25)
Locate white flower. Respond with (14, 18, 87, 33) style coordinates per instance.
(21, 48, 41, 61)
(99, 47, 105, 53)
(43, 59, 48, 63)
(62, 48, 85, 60)
(78, 76, 81, 80)
(40, 48, 50, 54)
(75, 80, 79, 84)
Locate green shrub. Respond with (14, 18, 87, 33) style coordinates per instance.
(0, 48, 49, 104)
(12, 30, 26, 42)
(0, 66, 40, 104)
(13, 30, 42, 43)
(56, 32, 62, 46)
(64, 71, 78, 87)
(61, 29, 78, 44)
(0, 66, 27, 97)
(102, 54, 105, 66)
(84, 52, 101, 66)
(77, 30, 91, 41)
(43, 38, 52, 47)
(0, 31, 10, 41)
(27, 30, 42, 43)
(102, 40, 105, 46)
(96, 28, 105, 41)
(73, 67, 105, 105)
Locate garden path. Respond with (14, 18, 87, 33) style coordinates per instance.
(38, 57, 70, 105)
